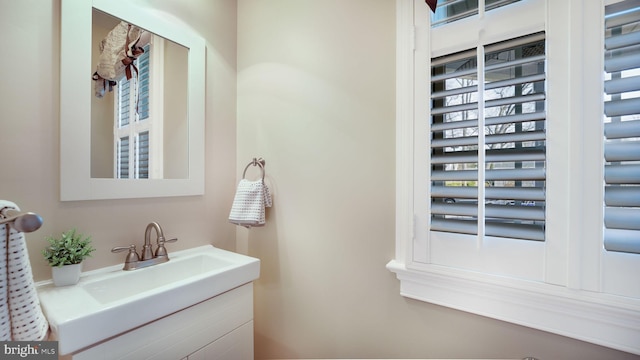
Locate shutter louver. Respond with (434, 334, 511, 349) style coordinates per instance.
(430, 34, 546, 241)
(604, 3, 640, 254)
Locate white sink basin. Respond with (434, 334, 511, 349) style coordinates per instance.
(83, 254, 234, 304)
(37, 245, 260, 355)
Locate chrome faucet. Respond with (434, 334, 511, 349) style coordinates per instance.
(111, 222, 178, 270)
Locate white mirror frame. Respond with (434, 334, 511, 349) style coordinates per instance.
(60, 0, 205, 201)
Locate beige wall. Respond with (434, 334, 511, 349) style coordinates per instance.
(237, 1, 638, 359)
(0, 0, 637, 359)
(0, 0, 238, 280)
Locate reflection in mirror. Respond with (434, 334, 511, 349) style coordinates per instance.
(91, 9, 188, 180)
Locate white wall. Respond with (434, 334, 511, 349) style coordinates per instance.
(236, 1, 639, 359)
(0, 0, 238, 281)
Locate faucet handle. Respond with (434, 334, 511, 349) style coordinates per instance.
(155, 237, 178, 258)
(111, 245, 140, 264)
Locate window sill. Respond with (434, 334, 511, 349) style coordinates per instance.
(386, 259, 640, 355)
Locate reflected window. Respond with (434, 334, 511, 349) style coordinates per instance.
(114, 41, 163, 179)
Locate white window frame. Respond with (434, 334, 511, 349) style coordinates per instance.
(387, 0, 640, 354)
(113, 35, 165, 179)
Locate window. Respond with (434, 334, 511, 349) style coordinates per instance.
(388, 0, 640, 355)
(430, 34, 546, 241)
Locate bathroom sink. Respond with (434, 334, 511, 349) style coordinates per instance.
(36, 245, 260, 355)
(83, 254, 234, 304)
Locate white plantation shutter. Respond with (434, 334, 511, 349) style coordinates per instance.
(483, 35, 546, 241)
(431, 49, 480, 235)
(430, 33, 546, 241)
(604, 2, 640, 254)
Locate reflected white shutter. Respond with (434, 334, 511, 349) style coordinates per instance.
(117, 136, 129, 179)
(603, 2, 640, 254)
(430, 33, 546, 241)
(137, 44, 151, 120)
(118, 79, 131, 127)
(115, 44, 152, 180)
(136, 131, 149, 179)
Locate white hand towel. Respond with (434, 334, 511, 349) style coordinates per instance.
(0, 200, 49, 341)
(229, 179, 272, 228)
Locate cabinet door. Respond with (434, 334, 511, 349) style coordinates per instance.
(188, 321, 253, 360)
(71, 284, 253, 360)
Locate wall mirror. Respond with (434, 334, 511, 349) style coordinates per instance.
(60, 0, 205, 201)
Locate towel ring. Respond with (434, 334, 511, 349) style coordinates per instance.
(242, 158, 266, 180)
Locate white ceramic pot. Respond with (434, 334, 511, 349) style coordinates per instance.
(52, 263, 82, 286)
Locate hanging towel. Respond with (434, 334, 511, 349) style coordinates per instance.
(0, 201, 49, 341)
(229, 179, 272, 228)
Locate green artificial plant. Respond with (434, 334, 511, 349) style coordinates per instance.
(42, 228, 96, 267)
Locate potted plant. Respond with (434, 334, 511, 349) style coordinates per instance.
(42, 228, 96, 286)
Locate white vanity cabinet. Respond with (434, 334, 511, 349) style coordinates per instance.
(38, 245, 259, 359)
(67, 283, 254, 360)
